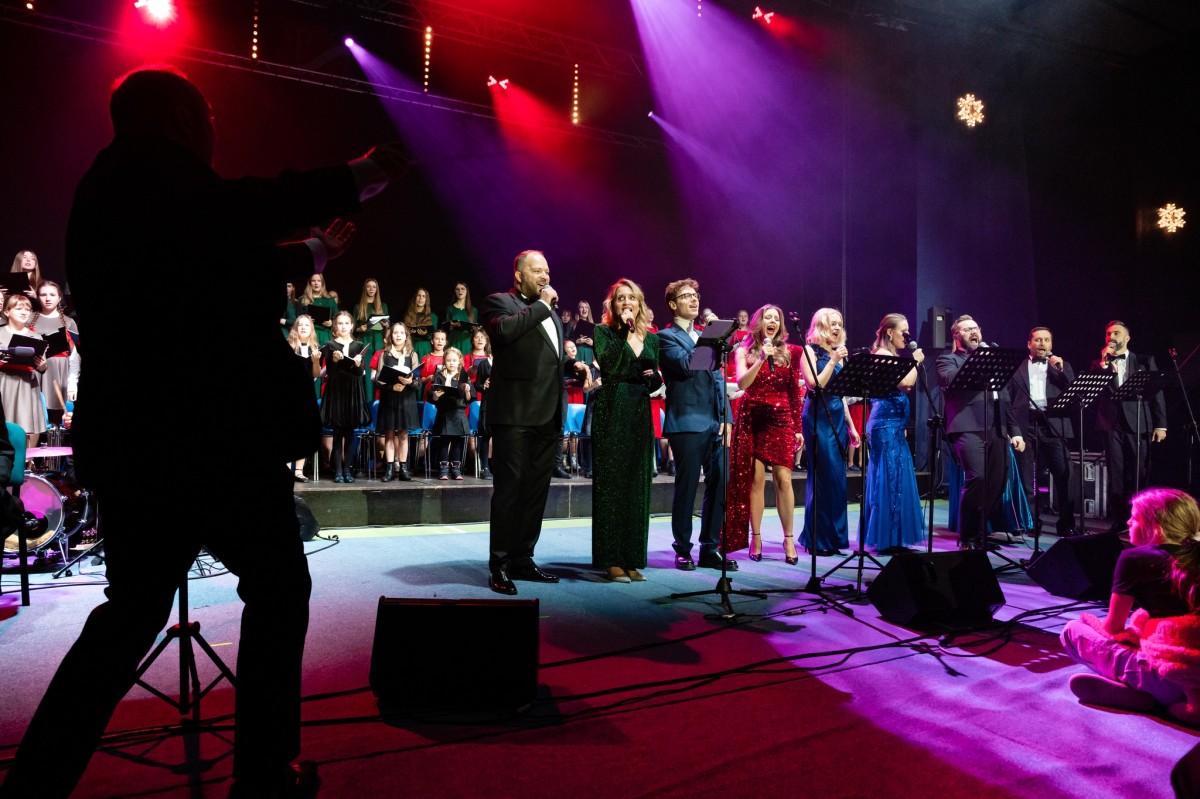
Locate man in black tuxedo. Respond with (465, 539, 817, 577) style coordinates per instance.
(482, 250, 586, 595)
(1091, 320, 1167, 532)
(1007, 326, 1079, 536)
(658, 279, 736, 571)
(935, 315, 1025, 550)
(0, 67, 408, 799)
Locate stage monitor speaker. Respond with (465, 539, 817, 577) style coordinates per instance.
(867, 550, 1005, 628)
(927, 306, 952, 350)
(1026, 533, 1126, 601)
(369, 596, 539, 713)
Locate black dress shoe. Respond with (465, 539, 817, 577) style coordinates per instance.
(553, 465, 573, 479)
(489, 570, 518, 595)
(674, 555, 696, 571)
(509, 564, 560, 583)
(698, 554, 738, 571)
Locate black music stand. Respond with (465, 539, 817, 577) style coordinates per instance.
(946, 347, 1027, 574)
(1110, 370, 1167, 498)
(820, 353, 916, 594)
(133, 558, 236, 722)
(1046, 371, 1112, 541)
(670, 319, 768, 619)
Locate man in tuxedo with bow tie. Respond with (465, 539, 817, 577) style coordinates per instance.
(481, 250, 587, 594)
(1091, 320, 1167, 533)
(1008, 326, 1079, 536)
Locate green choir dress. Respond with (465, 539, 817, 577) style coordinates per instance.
(409, 312, 439, 360)
(443, 304, 477, 353)
(590, 323, 661, 570)
(355, 301, 390, 355)
(303, 296, 340, 346)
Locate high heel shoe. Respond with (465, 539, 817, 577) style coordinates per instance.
(783, 534, 799, 565)
(748, 532, 762, 562)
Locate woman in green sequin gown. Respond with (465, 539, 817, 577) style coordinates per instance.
(591, 278, 661, 582)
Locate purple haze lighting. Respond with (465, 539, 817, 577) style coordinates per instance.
(344, 37, 355, 47)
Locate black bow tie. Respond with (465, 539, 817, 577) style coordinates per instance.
(1030, 357, 1047, 364)
(1109, 353, 1126, 361)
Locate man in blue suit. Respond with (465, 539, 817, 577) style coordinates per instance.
(659, 279, 736, 571)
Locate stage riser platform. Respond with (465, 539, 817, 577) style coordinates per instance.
(294, 472, 919, 528)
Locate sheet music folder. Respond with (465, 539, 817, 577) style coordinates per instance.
(1048, 371, 1111, 414)
(688, 319, 737, 371)
(825, 353, 915, 400)
(947, 347, 1027, 392)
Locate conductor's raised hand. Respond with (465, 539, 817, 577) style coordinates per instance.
(314, 218, 357, 260)
(363, 142, 412, 181)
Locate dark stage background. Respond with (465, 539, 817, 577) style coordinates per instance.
(1, 0, 1197, 486)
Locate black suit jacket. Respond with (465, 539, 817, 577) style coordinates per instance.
(66, 135, 361, 484)
(1090, 351, 1168, 434)
(1007, 357, 1076, 438)
(935, 349, 1021, 437)
(481, 289, 573, 427)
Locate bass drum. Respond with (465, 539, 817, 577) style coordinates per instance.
(4, 473, 96, 554)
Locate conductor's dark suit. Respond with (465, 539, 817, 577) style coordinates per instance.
(659, 322, 732, 562)
(482, 289, 573, 574)
(1091, 351, 1167, 527)
(936, 348, 1022, 546)
(1008, 357, 1077, 534)
(2, 133, 362, 796)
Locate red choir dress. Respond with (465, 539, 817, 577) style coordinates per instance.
(723, 343, 805, 552)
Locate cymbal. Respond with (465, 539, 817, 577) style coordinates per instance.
(27, 446, 73, 457)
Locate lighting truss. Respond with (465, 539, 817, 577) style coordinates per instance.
(287, 0, 646, 80)
(0, 5, 662, 151)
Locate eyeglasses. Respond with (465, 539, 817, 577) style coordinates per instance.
(673, 292, 700, 302)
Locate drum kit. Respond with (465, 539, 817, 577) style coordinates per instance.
(2, 426, 100, 577)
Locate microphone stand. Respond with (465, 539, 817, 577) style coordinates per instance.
(670, 319, 766, 619)
(765, 314, 854, 616)
(1169, 345, 1199, 494)
(913, 352, 943, 554)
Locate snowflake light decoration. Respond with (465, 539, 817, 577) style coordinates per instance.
(956, 93, 985, 127)
(1157, 203, 1186, 234)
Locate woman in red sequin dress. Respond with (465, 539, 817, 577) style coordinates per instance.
(725, 304, 805, 564)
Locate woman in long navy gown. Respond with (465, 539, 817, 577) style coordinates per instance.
(862, 313, 927, 554)
(799, 307, 861, 556)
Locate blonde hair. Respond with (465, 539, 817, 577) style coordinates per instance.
(288, 314, 320, 352)
(600, 279, 650, 338)
(806, 307, 844, 348)
(301, 273, 337, 304)
(441, 346, 464, 375)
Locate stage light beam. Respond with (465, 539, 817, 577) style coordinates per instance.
(344, 37, 356, 48)
(752, 7, 775, 25)
(134, 0, 177, 27)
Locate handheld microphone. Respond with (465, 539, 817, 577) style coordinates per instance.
(703, 310, 719, 324)
(905, 339, 919, 352)
(763, 337, 775, 373)
(0, 346, 35, 358)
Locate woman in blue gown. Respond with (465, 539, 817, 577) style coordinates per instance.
(862, 313, 928, 554)
(799, 307, 862, 556)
